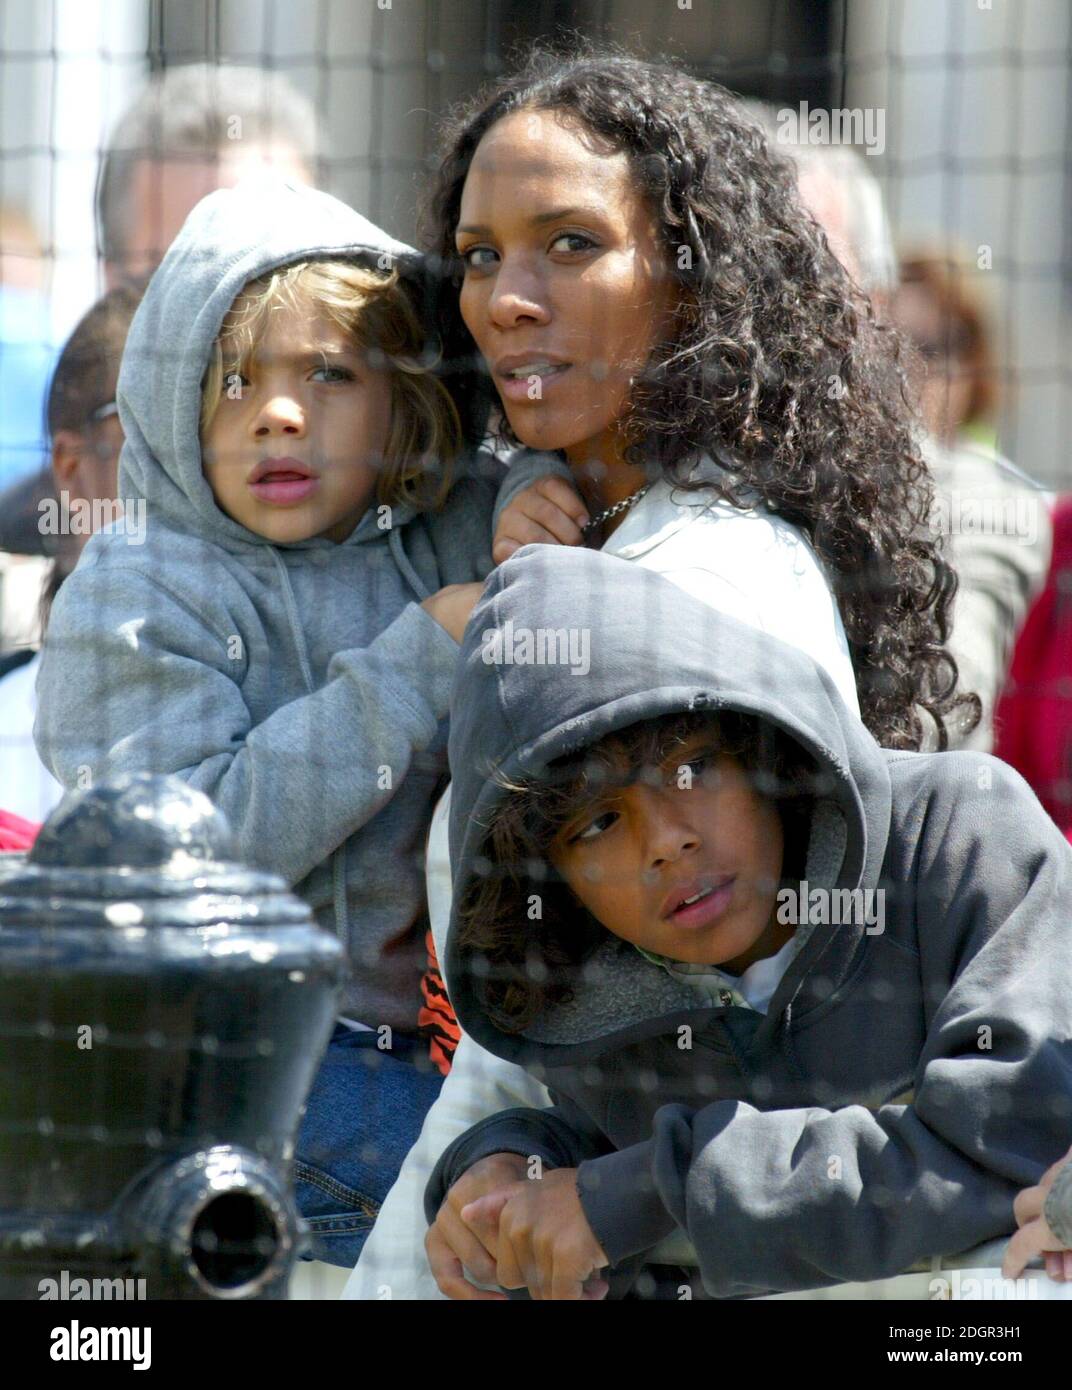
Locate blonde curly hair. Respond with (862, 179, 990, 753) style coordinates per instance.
(201, 258, 460, 511)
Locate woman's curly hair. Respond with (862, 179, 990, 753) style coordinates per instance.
(424, 43, 979, 751)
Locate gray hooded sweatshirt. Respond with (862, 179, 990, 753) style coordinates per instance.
(427, 545, 1072, 1298)
(34, 179, 499, 1031)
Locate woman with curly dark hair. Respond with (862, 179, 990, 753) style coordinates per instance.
(348, 44, 979, 1300)
(430, 44, 977, 752)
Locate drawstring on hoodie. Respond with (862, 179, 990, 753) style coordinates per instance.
(778, 999, 807, 1082)
(266, 527, 430, 947)
(388, 524, 432, 602)
(268, 547, 315, 691)
(719, 1015, 755, 1080)
(267, 546, 350, 940)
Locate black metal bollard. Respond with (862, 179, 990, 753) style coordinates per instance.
(0, 773, 345, 1299)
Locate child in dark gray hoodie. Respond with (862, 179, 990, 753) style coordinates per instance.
(425, 544, 1072, 1300)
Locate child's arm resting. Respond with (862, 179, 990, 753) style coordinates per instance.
(575, 762, 1072, 1298)
(425, 1098, 616, 1299)
(424, 1096, 614, 1225)
(33, 564, 459, 886)
(575, 1092, 1036, 1299)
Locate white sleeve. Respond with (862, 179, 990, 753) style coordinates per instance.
(341, 1031, 552, 1300)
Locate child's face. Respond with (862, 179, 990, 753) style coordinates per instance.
(201, 290, 391, 544)
(548, 729, 789, 972)
(455, 108, 678, 462)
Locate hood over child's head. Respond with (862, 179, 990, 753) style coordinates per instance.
(441, 545, 894, 1068)
(116, 176, 459, 551)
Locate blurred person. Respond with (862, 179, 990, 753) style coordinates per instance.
(0, 202, 47, 292)
(994, 496, 1072, 844)
(97, 62, 318, 290)
(0, 805, 38, 851)
(1, 62, 319, 571)
(0, 467, 57, 558)
(891, 250, 999, 452)
(0, 285, 140, 824)
(0, 204, 58, 490)
(885, 166, 1072, 1315)
(38, 287, 142, 621)
(758, 135, 899, 299)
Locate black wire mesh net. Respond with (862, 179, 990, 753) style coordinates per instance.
(0, 0, 1070, 1303)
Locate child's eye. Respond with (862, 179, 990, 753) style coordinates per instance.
(310, 365, 354, 383)
(460, 245, 498, 272)
(549, 232, 598, 255)
(571, 809, 618, 844)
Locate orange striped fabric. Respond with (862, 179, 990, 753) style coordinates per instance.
(418, 930, 461, 1075)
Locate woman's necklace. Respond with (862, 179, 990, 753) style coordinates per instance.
(581, 482, 652, 537)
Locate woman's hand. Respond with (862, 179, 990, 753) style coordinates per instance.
(492, 475, 590, 564)
(463, 1166, 610, 1301)
(425, 1152, 528, 1300)
(1002, 1145, 1072, 1282)
(420, 581, 486, 644)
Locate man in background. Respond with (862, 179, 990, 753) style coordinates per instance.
(0, 62, 319, 599)
(0, 285, 140, 823)
(97, 62, 317, 290)
(0, 204, 56, 492)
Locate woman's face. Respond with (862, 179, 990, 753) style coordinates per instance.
(455, 107, 677, 462)
(890, 280, 973, 447)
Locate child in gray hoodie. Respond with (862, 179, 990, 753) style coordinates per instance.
(33, 177, 503, 1264)
(425, 545, 1072, 1300)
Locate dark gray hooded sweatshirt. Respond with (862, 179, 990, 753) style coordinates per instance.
(34, 178, 499, 1031)
(427, 544, 1072, 1298)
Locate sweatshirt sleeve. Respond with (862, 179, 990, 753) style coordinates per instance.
(926, 443, 1052, 751)
(492, 450, 577, 533)
(575, 759, 1072, 1296)
(425, 1093, 614, 1223)
(34, 561, 460, 887)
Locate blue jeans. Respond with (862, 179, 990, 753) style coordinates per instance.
(293, 1024, 443, 1268)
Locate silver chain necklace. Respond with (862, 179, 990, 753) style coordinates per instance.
(581, 482, 652, 536)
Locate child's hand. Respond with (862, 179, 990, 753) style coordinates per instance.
(425, 1152, 528, 1300)
(493, 476, 590, 564)
(1002, 1144, 1072, 1282)
(420, 581, 486, 644)
(464, 1166, 610, 1301)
